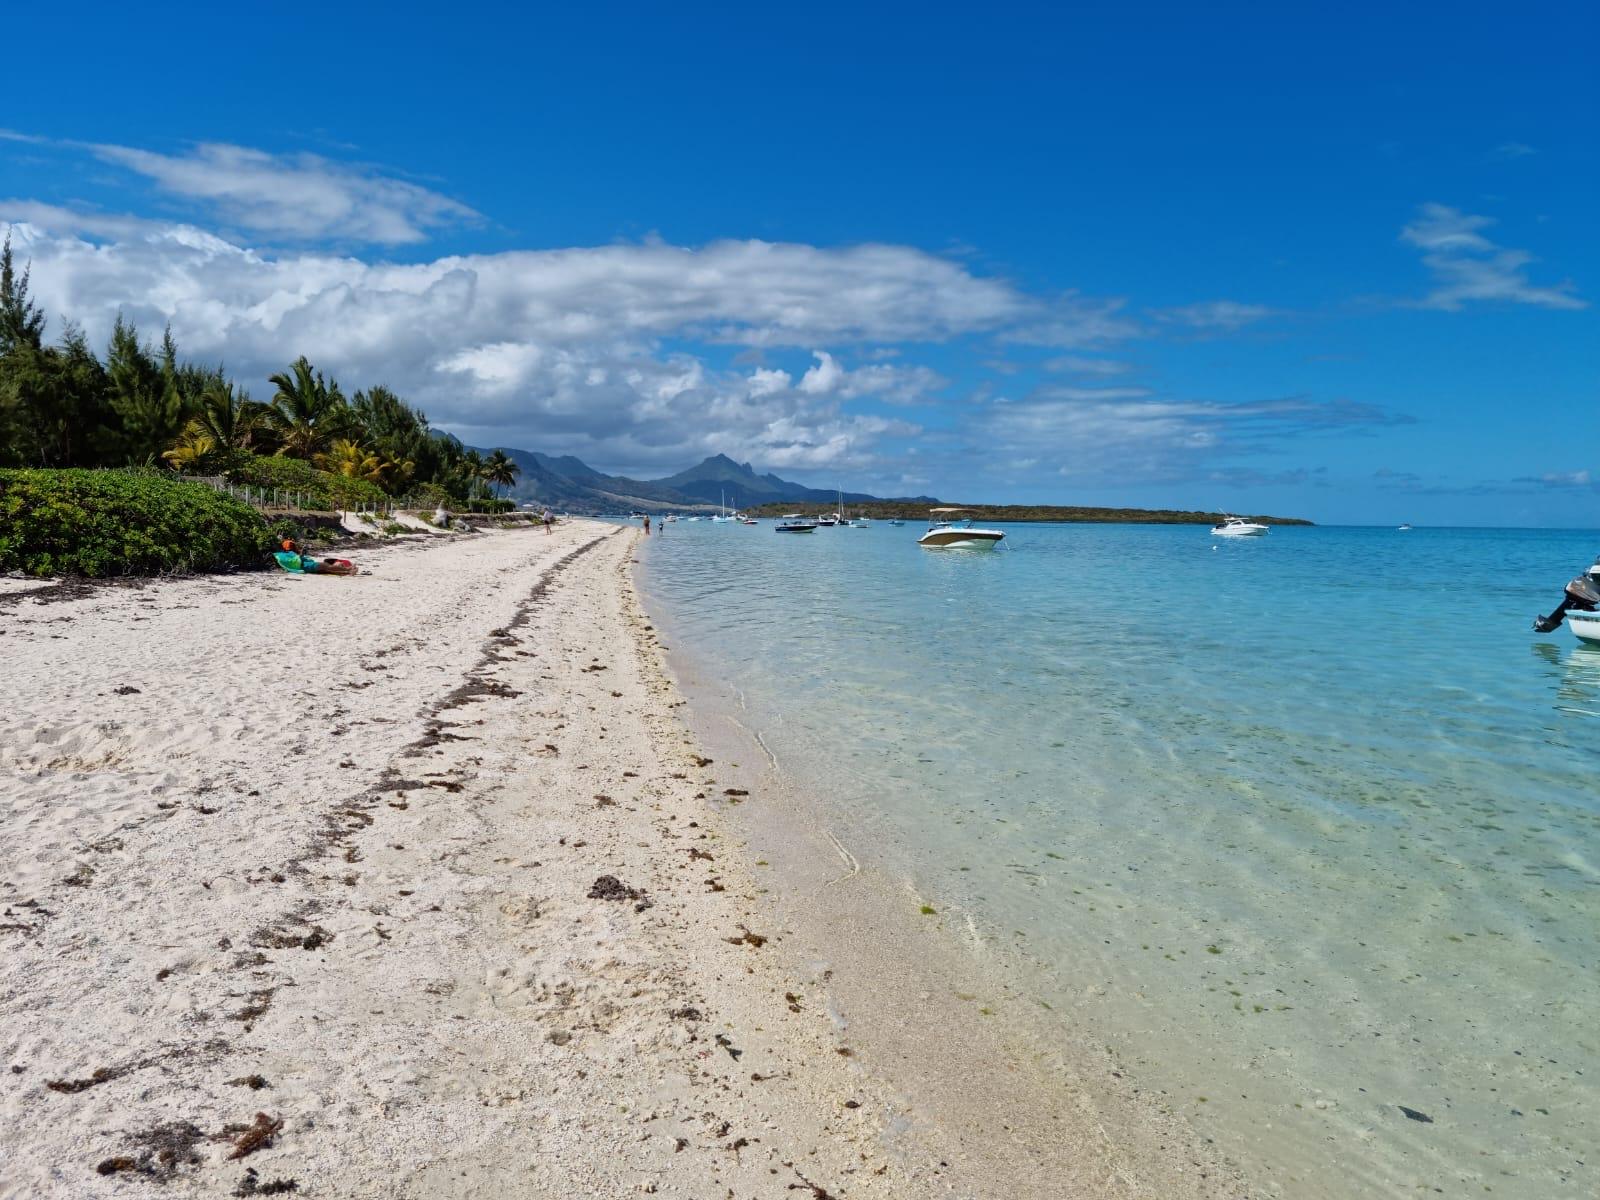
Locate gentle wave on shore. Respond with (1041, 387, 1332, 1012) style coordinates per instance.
(638, 520, 1600, 1198)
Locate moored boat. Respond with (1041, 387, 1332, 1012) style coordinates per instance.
(775, 514, 818, 533)
(917, 508, 1004, 550)
(1212, 516, 1269, 537)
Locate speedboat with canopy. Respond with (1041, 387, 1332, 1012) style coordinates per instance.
(917, 508, 1005, 549)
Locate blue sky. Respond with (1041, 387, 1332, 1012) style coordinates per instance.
(2, 1, 1595, 523)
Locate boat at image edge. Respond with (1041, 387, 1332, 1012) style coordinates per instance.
(918, 508, 1005, 549)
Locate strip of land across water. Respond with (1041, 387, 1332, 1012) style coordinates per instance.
(746, 502, 1313, 524)
(1, 522, 1246, 1198)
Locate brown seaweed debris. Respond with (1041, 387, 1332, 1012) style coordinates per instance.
(227, 1074, 272, 1090)
(587, 875, 653, 912)
(48, 1065, 123, 1093)
(725, 925, 768, 948)
(225, 1112, 284, 1159)
(234, 1167, 298, 1195)
(127, 1120, 207, 1178)
(251, 923, 331, 951)
(788, 1170, 841, 1199)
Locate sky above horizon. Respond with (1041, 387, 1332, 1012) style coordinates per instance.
(2, 1, 1595, 524)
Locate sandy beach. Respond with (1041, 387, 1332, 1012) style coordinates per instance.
(2, 522, 1244, 1198)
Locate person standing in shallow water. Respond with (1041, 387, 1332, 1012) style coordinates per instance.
(643, 514, 651, 535)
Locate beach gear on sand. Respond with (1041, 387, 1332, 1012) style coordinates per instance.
(273, 544, 359, 576)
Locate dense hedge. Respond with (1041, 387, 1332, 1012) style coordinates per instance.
(225, 454, 389, 510)
(0, 468, 272, 577)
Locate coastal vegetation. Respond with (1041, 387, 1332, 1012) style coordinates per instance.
(0, 235, 518, 506)
(0, 468, 272, 577)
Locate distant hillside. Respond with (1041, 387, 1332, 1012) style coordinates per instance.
(652, 453, 882, 508)
(748, 500, 1314, 525)
(476, 448, 926, 513)
(470, 445, 1310, 524)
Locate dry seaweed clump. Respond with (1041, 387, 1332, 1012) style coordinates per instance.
(95, 1120, 208, 1180)
(235, 1167, 299, 1195)
(587, 874, 653, 912)
(225, 1112, 284, 1159)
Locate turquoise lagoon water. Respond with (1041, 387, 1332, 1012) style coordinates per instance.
(635, 520, 1599, 1197)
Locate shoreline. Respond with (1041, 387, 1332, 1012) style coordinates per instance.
(3, 523, 1243, 1197)
(632, 540, 1253, 1199)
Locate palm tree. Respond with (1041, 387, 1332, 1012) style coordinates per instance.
(316, 438, 383, 482)
(194, 381, 263, 457)
(462, 448, 487, 500)
(264, 357, 350, 459)
(483, 449, 519, 498)
(161, 422, 220, 473)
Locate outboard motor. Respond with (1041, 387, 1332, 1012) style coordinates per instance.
(1534, 558, 1600, 632)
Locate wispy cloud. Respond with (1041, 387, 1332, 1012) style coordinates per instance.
(83, 141, 481, 244)
(1514, 469, 1596, 490)
(1400, 203, 1585, 311)
(996, 293, 1137, 348)
(1043, 354, 1131, 376)
(981, 390, 1408, 484)
(1153, 299, 1274, 332)
(1493, 142, 1538, 159)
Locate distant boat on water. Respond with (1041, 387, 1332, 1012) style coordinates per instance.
(775, 513, 818, 533)
(1212, 516, 1268, 537)
(1398, 523, 1413, 531)
(918, 508, 1004, 549)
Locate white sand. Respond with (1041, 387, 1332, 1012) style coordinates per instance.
(1, 523, 1244, 1198)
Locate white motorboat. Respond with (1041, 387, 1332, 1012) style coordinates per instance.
(1398, 523, 1412, 531)
(853, 516, 873, 527)
(1211, 515, 1269, 537)
(887, 519, 905, 526)
(917, 508, 1005, 549)
(775, 514, 818, 533)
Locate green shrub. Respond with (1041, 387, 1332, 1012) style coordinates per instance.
(405, 481, 457, 510)
(465, 498, 516, 513)
(0, 468, 272, 577)
(226, 454, 388, 511)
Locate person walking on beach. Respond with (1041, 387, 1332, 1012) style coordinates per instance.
(541, 507, 552, 534)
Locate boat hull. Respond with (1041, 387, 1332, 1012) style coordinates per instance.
(1212, 525, 1267, 537)
(1570, 612, 1600, 644)
(918, 529, 1005, 549)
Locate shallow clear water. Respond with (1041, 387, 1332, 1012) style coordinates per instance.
(636, 520, 1600, 1197)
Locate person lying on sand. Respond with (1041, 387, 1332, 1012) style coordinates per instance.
(274, 539, 359, 576)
